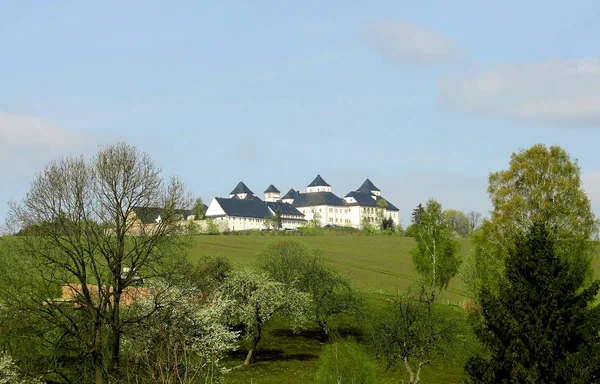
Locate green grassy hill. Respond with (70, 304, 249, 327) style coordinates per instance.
(188, 235, 473, 304)
(188, 235, 476, 384)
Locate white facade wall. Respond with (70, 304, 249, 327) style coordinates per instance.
(264, 192, 281, 202)
(307, 186, 332, 193)
(296, 203, 399, 229)
(205, 198, 226, 217)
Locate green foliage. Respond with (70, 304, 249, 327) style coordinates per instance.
(314, 341, 377, 384)
(411, 204, 424, 225)
(465, 223, 600, 383)
(183, 255, 232, 293)
(274, 207, 283, 230)
(411, 199, 462, 302)
(206, 218, 220, 235)
(223, 269, 310, 364)
(376, 198, 388, 229)
(487, 144, 597, 244)
(361, 216, 377, 236)
(258, 240, 361, 341)
(0, 352, 42, 384)
(299, 223, 325, 236)
(371, 295, 455, 384)
(192, 197, 206, 220)
(258, 240, 314, 286)
(471, 144, 599, 302)
(381, 216, 396, 233)
(443, 209, 470, 237)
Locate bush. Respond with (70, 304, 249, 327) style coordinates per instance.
(314, 341, 377, 384)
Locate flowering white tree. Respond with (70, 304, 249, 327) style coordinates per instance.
(122, 283, 239, 383)
(0, 353, 40, 384)
(223, 269, 310, 364)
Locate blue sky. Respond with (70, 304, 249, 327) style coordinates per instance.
(2, 1, 600, 226)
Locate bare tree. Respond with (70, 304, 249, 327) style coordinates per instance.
(466, 211, 482, 232)
(3, 142, 192, 383)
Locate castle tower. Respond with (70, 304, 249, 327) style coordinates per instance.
(264, 184, 281, 202)
(306, 174, 332, 193)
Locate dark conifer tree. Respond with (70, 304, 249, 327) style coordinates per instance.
(465, 222, 600, 383)
(411, 203, 424, 225)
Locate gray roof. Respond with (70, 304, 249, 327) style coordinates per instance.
(132, 206, 192, 225)
(229, 181, 253, 196)
(231, 193, 262, 201)
(281, 188, 299, 200)
(213, 197, 272, 219)
(357, 178, 380, 193)
(344, 192, 399, 211)
(307, 174, 330, 187)
(264, 184, 280, 193)
(293, 191, 345, 207)
(266, 202, 305, 217)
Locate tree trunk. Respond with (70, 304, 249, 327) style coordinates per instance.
(92, 322, 105, 384)
(244, 306, 262, 364)
(244, 349, 254, 365)
(404, 357, 415, 384)
(107, 290, 122, 380)
(317, 317, 329, 342)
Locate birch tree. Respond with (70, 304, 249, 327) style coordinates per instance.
(472, 144, 599, 298)
(410, 199, 461, 303)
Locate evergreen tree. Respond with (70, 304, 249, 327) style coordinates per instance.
(382, 216, 395, 231)
(465, 222, 600, 383)
(411, 203, 424, 225)
(274, 207, 283, 229)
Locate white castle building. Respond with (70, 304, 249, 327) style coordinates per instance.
(205, 175, 399, 231)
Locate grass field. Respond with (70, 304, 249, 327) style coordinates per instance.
(188, 235, 477, 383)
(187, 235, 600, 383)
(187, 235, 473, 304)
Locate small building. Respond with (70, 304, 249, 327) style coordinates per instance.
(127, 206, 193, 233)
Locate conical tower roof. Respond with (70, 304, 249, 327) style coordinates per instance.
(264, 184, 280, 193)
(357, 178, 380, 193)
(282, 188, 299, 199)
(307, 174, 330, 187)
(229, 181, 253, 195)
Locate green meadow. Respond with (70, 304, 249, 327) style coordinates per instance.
(187, 235, 472, 304)
(2, 235, 598, 383)
(187, 235, 600, 384)
(189, 235, 476, 383)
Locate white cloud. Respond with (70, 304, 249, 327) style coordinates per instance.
(440, 59, 600, 126)
(0, 111, 83, 148)
(365, 19, 461, 64)
(0, 112, 86, 183)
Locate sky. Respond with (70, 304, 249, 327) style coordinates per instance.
(2, 0, 600, 227)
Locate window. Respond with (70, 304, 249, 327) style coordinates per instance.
(329, 208, 333, 213)
(329, 218, 333, 222)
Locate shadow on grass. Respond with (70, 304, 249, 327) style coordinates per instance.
(228, 348, 318, 363)
(271, 326, 366, 341)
